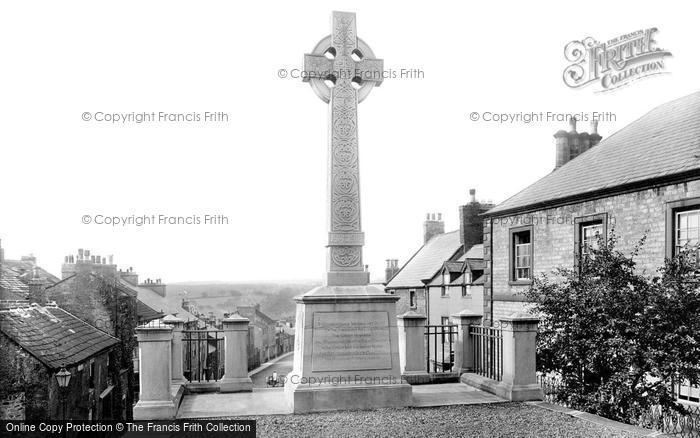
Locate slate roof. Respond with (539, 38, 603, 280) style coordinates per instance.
(465, 259, 486, 271)
(386, 231, 463, 289)
(3, 259, 60, 285)
(0, 265, 28, 299)
(136, 300, 164, 322)
(119, 279, 199, 322)
(486, 91, 700, 216)
(444, 261, 464, 273)
(461, 244, 484, 260)
(0, 303, 118, 369)
(45, 273, 163, 322)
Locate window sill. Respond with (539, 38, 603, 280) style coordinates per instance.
(508, 280, 532, 286)
(461, 295, 472, 299)
(440, 295, 449, 298)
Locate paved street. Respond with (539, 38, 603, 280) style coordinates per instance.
(251, 354, 293, 388)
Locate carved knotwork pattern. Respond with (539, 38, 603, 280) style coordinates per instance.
(330, 79, 360, 232)
(331, 246, 361, 268)
(332, 14, 356, 54)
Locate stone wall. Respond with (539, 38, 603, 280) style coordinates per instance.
(391, 287, 427, 317)
(484, 180, 700, 321)
(493, 301, 530, 322)
(0, 334, 114, 421)
(0, 393, 25, 420)
(45, 273, 138, 420)
(0, 334, 50, 421)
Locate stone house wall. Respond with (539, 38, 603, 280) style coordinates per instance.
(483, 180, 700, 323)
(0, 334, 112, 421)
(46, 274, 137, 420)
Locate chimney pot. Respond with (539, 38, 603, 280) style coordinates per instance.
(590, 120, 598, 134)
(437, 213, 442, 221)
(569, 117, 577, 132)
(469, 188, 476, 203)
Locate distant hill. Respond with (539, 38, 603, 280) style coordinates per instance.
(166, 281, 319, 321)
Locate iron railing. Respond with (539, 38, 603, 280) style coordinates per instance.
(183, 329, 224, 382)
(425, 324, 457, 373)
(470, 325, 503, 381)
(538, 374, 700, 437)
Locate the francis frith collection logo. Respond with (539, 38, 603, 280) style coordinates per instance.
(563, 28, 672, 92)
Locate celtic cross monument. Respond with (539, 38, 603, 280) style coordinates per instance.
(285, 11, 411, 413)
(303, 10, 384, 287)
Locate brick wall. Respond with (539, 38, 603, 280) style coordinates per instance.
(485, 180, 700, 321)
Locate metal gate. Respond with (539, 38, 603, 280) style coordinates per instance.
(425, 324, 457, 373)
(183, 329, 225, 382)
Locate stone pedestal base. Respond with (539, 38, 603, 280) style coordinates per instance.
(219, 377, 253, 393)
(285, 381, 412, 413)
(133, 400, 176, 420)
(286, 285, 412, 413)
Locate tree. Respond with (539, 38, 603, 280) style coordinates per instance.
(525, 233, 700, 423)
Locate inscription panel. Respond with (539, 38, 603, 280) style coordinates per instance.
(311, 311, 392, 372)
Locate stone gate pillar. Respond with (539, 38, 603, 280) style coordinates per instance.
(133, 324, 175, 420)
(219, 313, 253, 393)
(451, 310, 482, 374)
(162, 315, 186, 384)
(397, 311, 428, 383)
(499, 312, 543, 401)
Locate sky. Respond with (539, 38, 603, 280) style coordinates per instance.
(0, 1, 697, 283)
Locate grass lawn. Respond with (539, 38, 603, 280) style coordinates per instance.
(229, 402, 642, 437)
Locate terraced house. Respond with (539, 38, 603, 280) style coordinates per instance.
(482, 91, 700, 405)
(43, 249, 164, 419)
(386, 191, 493, 324)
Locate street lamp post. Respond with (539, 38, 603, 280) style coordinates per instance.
(55, 367, 72, 422)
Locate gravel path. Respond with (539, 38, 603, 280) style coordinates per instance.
(230, 403, 641, 438)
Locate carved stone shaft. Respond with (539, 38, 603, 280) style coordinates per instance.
(303, 11, 383, 286)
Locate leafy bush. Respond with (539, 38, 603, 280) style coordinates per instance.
(525, 233, 700, 423)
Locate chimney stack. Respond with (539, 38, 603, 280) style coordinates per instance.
(140, 277, 167, 297)
(62, 248, 117, 278)
(384, 259, 400, 284)
(554, 117, 602, 169)
(590, 120, 602, 146)
(28, 268, 47, 305)
(423, 212, 445, 244)
(120, 267, 139, 286)
(459, 189, 494, 251)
